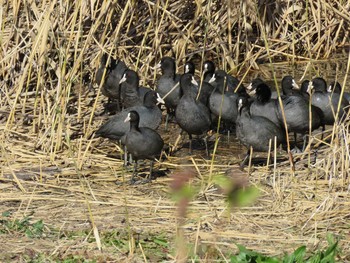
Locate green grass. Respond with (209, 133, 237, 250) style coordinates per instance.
(0, 211, 171, 261)
(0, 211, 45, 238)
(230, 235, 339, 263)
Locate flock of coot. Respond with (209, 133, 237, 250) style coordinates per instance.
(92, 55, 350, 183)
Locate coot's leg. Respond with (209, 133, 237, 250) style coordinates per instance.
(136, 160, 154, 184)
(203, 136, 210, 157)
(130, 161, 138, 184)
(302, 134, 308, 152)
(123, 145, 128, 166)
(313, 149, 318, 164)
(320, 124, 325, 141)
(129, 154, 133, 165)
(240, 149, 251, 170)
(313, 125, 325, 164)
(291, 132, 302, 153)
(189, 134, 193, 154)
(165, 108, 170, 131)
(144, 160, 154, 183)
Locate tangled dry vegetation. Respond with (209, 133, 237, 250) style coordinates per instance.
(1, 0, 350, 261)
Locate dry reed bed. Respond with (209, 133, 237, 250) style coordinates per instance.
(1, 0, 350, 260)
(1, 120, 350, 260)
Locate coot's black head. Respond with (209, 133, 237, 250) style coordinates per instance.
(203, 60, 215, 73)
(211, 70, 227, 81)
(119, 69, 139, 86)
(124, 110, 140, 126)
(281, 75, 299, 95)
(301, 79, 315, 96)
(157, 57, 176, 76)
(237, 96, 249, 113)
(184, 61, 195, 75)
(248, 83, 272, 103)
(208, 70, 226, 91)
(203, 60, 215, 76)
(300, 80, 310, 94)
(328, 81, 341, 93)
(246, 77, 264, 92)
(311, 77, 327, 92)
(143, 90, 165, 107)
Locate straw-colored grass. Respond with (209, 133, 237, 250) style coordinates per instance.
(1, 0, 350, 261)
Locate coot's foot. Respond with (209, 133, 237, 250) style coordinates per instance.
(131, 177, 152, 185)
(115, 177, 144, 185)
(291, 146, 302, 154)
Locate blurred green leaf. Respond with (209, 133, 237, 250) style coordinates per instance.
(1, 211, 11, 217)
(231, 240, 339, 263)
(229, 186, 260, 207)
(153, 238, 169, 248)
(283, 246, 306, 263)
(171, 184, 197, 202)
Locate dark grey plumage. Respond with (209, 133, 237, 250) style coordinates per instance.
(95, 54, 128, 103)
(124, 110, 164, 183)
(328, 81, 350, 104)
(208, 70, 240, 124)
(236, 97, 286, 168)
(246, 82, 281, 128)
(175, 73, 211, 155)
(305, 78, 348, 125)
(119, 69, 151, 109)
(185, 61, 214, 106)
(94, 90, 164, 140)
(155, 57, 181, 111)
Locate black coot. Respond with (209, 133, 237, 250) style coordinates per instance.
(155, 57, 181, 112)
(246, 82, 281, 128)
(94, 90, 164, 140)
(208, 70, 241, 127)
(278, 95, 322, 135)
(328, 81, 350, 104)
(310, 77, 328, 92)
(281, 75, 301, 96)
(304, 78, 348, 125)
(175, 73, 212, 155)
(277, 77, 323, 149)
(95, 54, 128, 111)
(301, 79, 327, 94)
(246, 78, 265, 92)
(251, 77, 322, 150)
(185, 62, 215, 106)
(206, 64, 245, 93)
(124, 111, 164, 183)
(248, 77, 280, 99)
(236, 97, 286, 168)
(119, 69, 150, 109)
